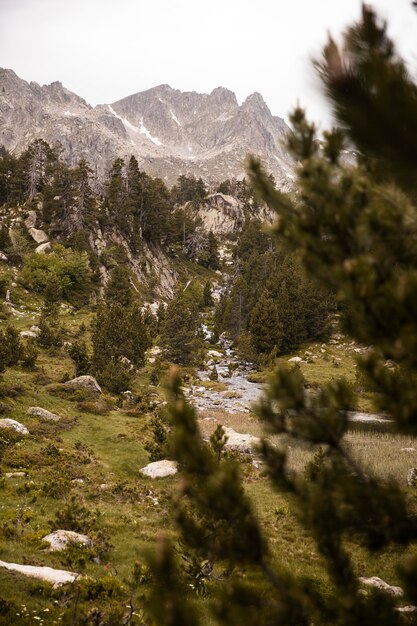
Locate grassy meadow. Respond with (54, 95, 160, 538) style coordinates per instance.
(0, 299, 416, 624)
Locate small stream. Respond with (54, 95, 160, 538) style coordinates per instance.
(185, 327, 391, 429)
(187, 333, 264, 413)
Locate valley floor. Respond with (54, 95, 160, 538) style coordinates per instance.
(0, 299, 416, 624)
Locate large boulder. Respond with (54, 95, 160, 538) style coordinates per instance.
(27, 406, 62, 422)
(0, 418, 29, 435)
(223, 427, 260, 455)
(359, 576, 404, 597)
(64, 375, 102, 394)
(140, 459, 178, 478)
(24, 210, 49, 244)
(42, 530, 93, 552)
(35, 242, 52, 254)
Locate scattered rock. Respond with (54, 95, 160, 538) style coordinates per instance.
(140, 460, 178, 478)
(288, 356, 303, 363)
(28, 406, 63, 422)
(71, 478, 85, 485)
(148, 346, 162, 357)
(35, 242, 52, 254)
(407, 468, 417, 486)
(0, 251, 8, 262)
(0, 418, 29, 435)
(42, 530, 93, 552)
(30, 325, 40, 333)
(401, 448, 416, 453)
(359, 576, 403, 597)
(10, 307, 25, 317)
(24, 210, 49, 244)
(207, 350, 223, 359)
(19, 330, 38, 338)
(0, 560, 80, 587)
(4, 472, 27, 478)
(64, 375, 102, 394)
(223, 427, 260, 455)
(348, 411, 392, 424)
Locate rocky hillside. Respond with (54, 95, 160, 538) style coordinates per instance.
(0, 68, 295, 186)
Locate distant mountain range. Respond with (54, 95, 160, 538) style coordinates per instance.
(0, 68, 295, 187)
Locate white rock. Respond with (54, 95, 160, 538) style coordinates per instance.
(4, 472, 27, 478)
(71, 478, 85, 484)
(223, 427, 260, 455)
(35, 242, 52, 254)
(407, 468, 417, 486)
(207, 350, 223, 359)
(0, 251, 8, 262)
(24, 210, 49, 244)
(0, 419, 29, 435)
(0, 560, 80, 587)
(140, 459, 178, 478)
(348, 411, 391, 424)
(148, 346, 162, 357)
(359, 576, 404, 597)
(27, 407, 62, 422)
(19, 331, 38, 339)
(42, 530, 92, 552)
(64, 375, 102, 394)
(30, 325, 40, 332)
(288, 356, 303, 363)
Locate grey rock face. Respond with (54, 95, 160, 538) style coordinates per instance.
(0, 69, 295, 186)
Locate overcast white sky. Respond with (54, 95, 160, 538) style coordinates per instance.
(1, 0, 416, 127)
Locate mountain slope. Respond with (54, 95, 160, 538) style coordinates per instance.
(0, 68, 294, 186)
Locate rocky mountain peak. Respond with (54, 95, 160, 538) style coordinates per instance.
(209, 86, 238, 106)
(242, 91, 269, 112)
(0, 68, 295, 188)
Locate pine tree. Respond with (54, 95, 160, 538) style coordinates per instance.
(104, 265, 134, 307)
(249, 290, 283, 356)
(92, 268, 150, 391)
(161, 285, 201, 365)
(68, 340, 91, 377)
(144, 6, 417, 626)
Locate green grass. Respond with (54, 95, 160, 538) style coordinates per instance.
(0, 295, 416, 622)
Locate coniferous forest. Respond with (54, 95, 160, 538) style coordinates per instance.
(1, 5, 417, 626)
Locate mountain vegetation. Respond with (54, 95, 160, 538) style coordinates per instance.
(140, 6, 417, 626)
(0, 5, 416, 626)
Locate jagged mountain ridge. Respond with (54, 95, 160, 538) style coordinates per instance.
(0, 68, 295, 187)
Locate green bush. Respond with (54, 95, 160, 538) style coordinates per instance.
(21, 244, 92, 306)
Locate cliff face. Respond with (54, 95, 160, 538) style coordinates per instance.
(0, 69, 295, 187)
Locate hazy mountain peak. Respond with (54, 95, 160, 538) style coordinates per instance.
(0, 68, 295, 188)
(243, 91, 268, 109)
(209, 86, 238, 105)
